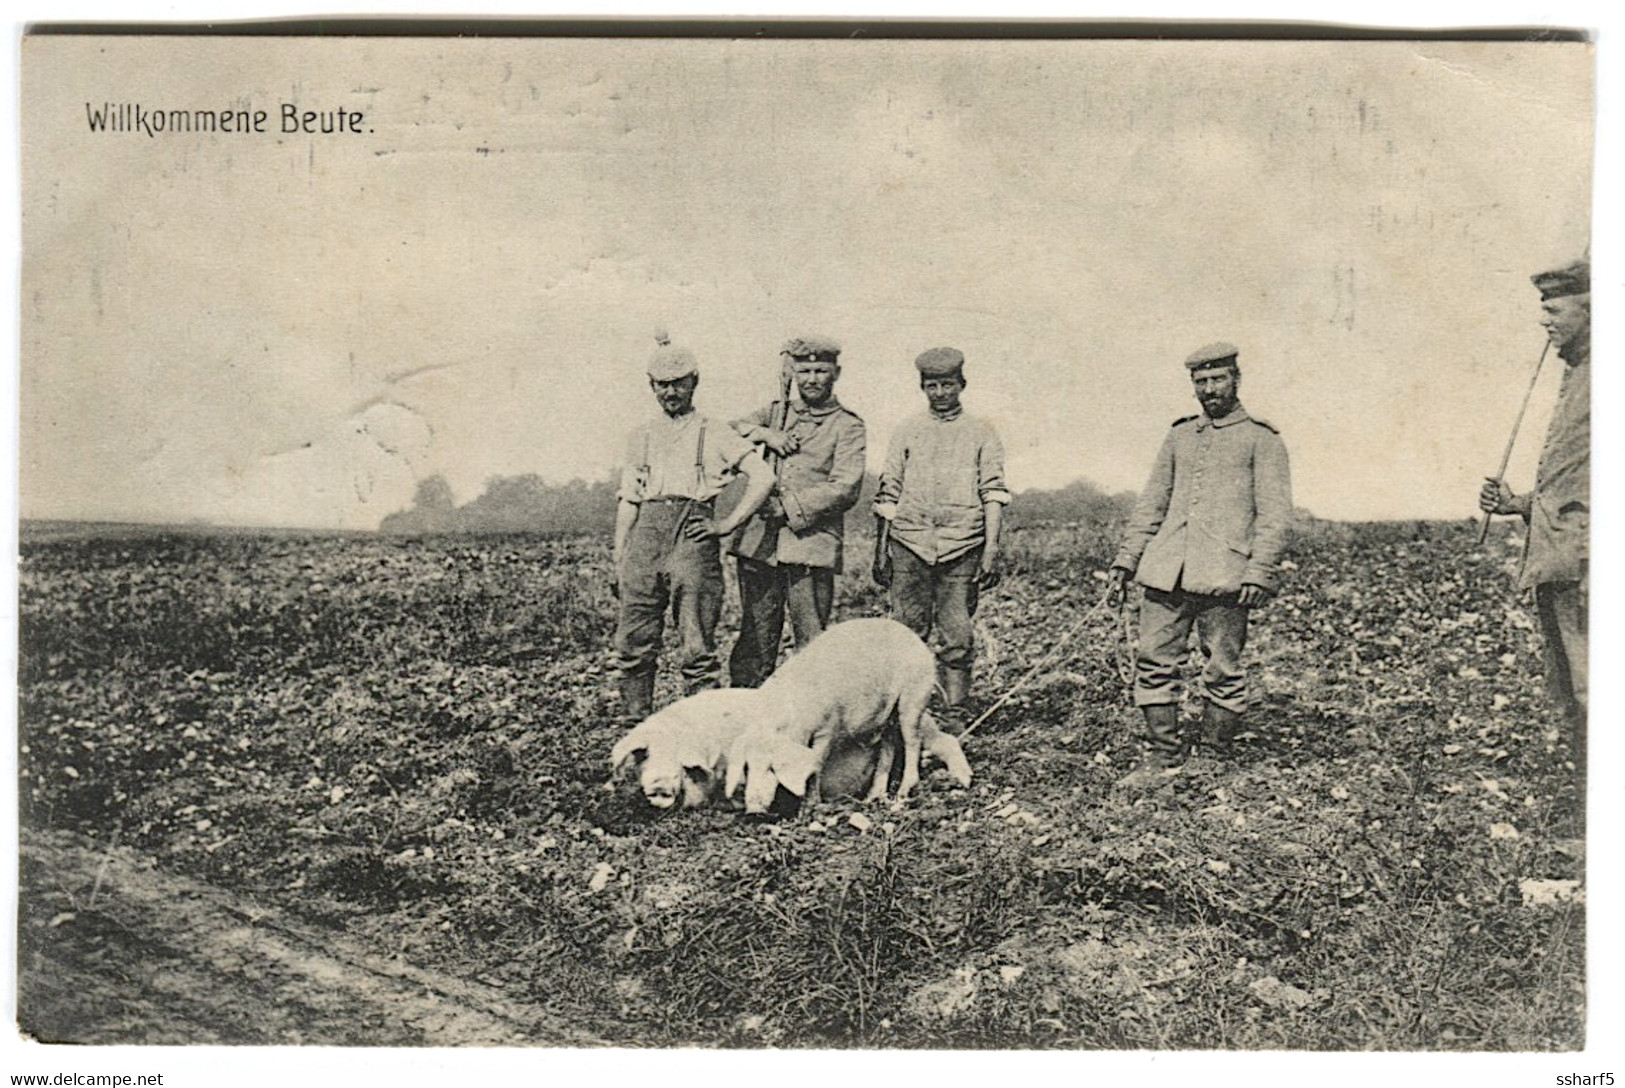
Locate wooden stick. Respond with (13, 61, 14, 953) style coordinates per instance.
(1477, 339, 1551, 546)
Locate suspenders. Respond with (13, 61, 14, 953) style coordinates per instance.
(636, 419, 708, 500)
(695, 422, 706, 490)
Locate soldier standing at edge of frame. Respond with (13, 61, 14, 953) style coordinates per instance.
(1479, 257, 1590, 793)
(1108, 342, 1294, 785)
(611, 343, 774, 723)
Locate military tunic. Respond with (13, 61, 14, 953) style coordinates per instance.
(1521, 338, 1589, 719)
(1521, 343, 1589, 589)
(1113, 406, 1293, 595)
(727, 398, 866, 686)
(1112, 404, 1294, 712)
(730, 399, 867, 569)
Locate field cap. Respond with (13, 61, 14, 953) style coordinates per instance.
(915, 346, 966, 379)
(647, 345, 698, 381)
(1531, 258, 1589, 300)
(1184, 341, 1240, 371)
(781, 335, 842, 362)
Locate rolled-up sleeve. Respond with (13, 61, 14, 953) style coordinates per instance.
(977, 427, 1011, 506)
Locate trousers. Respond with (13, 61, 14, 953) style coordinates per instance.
(1134, 585, 1249, 712)
(613, 499, 724, 694)
(888, 542, 981, 673)
(728, 557, 834, 688)
(1536, 578, 1588, 748)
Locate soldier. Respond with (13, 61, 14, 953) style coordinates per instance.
(1478, 257, 1589, 776)
(1107, 342, 1294, 776)
(727, 335, 867, 687)
(872, 346, 1011, 730)
(612, 344, 774, 722)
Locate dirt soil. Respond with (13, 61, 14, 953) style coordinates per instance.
(15, 523, 1587, 1049)
(17, 827, 601, 1046)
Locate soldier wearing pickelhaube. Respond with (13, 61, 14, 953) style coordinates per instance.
(1108, 342, 1294, 781)
(1479, 258, 1590, 773)
(728, 335, 867, 687)
(611, 343, 774, 722)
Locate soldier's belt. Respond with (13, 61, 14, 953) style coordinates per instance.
(642, 495, 713, 506)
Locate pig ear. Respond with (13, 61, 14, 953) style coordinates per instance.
(772, 741, 820, 799)
(676, 737, 717, 776)
(609, 732, 649, 772)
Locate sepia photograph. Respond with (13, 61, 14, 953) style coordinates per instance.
(7, 13, 1616, 1079)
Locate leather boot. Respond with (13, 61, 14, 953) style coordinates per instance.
(937, 665, 972, 734)
(617, 672, 655, 724)
(1142, 703, 1183, 764)
(1117, 704, 1183, 788)
(1201, 701, 1243, 750)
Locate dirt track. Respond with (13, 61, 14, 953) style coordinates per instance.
(17, 828, 602, 1046)
(16, 526, 1588, 1048)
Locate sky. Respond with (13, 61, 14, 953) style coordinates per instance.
(18, 35, 1593, 529)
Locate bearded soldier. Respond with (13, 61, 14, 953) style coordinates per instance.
(1109, 342, 1294, 780)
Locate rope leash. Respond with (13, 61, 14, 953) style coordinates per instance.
(961, 589, 1121, 739)
(1113, 593, 1137, 687)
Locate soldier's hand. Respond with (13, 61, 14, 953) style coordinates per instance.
(1479, 477, 1524, 517)
(1105, 567, 1131, 608)
(976, 554, 1002, 593)
(763, 430, 800, 457)
(682, 514, 723, 542)
(1238, 583, 1272, 608)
